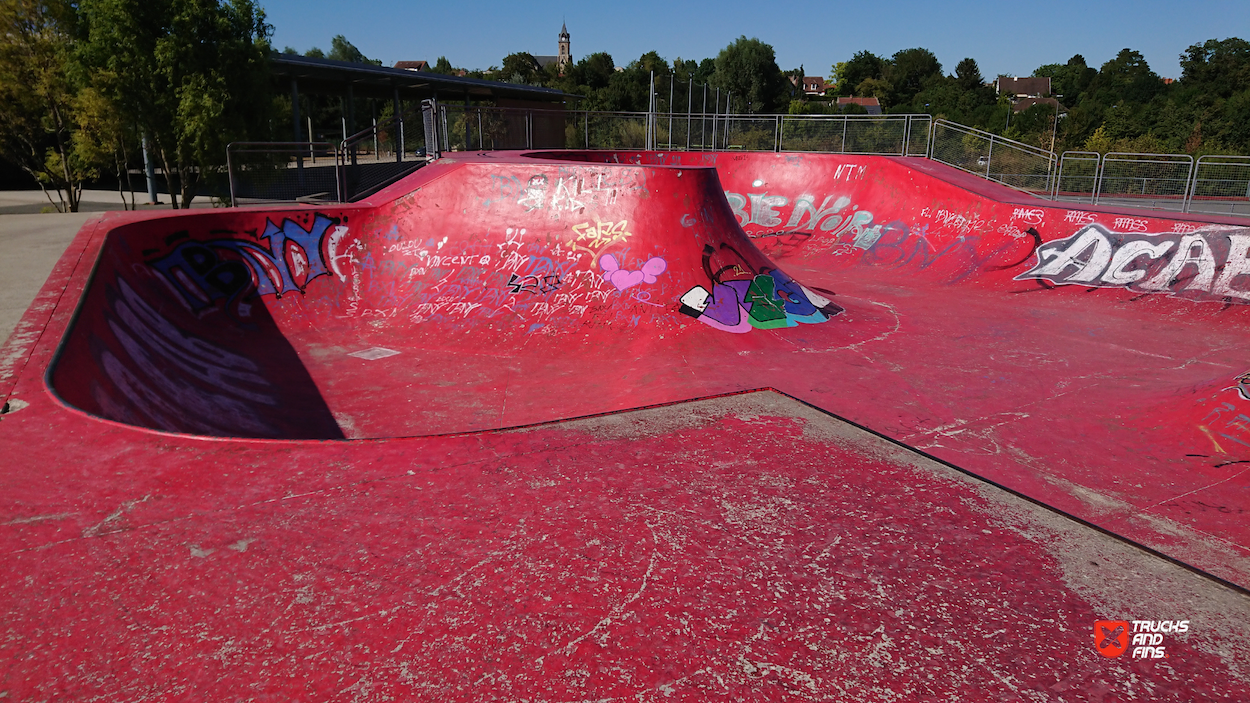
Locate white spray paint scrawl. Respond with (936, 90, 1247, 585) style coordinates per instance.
(1016, 223, 1250, 302)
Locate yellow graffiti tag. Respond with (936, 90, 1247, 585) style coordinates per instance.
(1198, 425, 1227, 454)
(569, 220, 632, 267)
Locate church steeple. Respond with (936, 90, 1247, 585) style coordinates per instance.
(557, 22, 570, 70)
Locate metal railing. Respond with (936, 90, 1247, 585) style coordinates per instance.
(227, 105, 1250, 220)
(1096, 152, 1193, 212)
(1052, 151, 1101, 203)
(777, 114, 931, 156)
(429, 105, 934, 156)
(337, 103, 428, 202)
(1186, 155, 1250, 217)
(226, 142, 340, 204)
(929, 119, 1057, 196)
(1048, 151, 1249, 217)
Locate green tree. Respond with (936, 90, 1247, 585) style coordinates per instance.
(636, 50, 669, 77)
(694, 58, 715, 83)
(885, 47, 942, 109)
(328, 35, 380, 65)
(578, 52, 615, 89)
(1034, 54, 1096, 100)
(72, 84, 140, 209)
(0, 0, 91, 211)
(835, 51, 885, 97)
(1097, 49, 1162, 104)
(431, 56, 455, 74)
(78, 0, 276, 208)
(955, 58, 984, 92)
(1180, 38, 1250, 97)
(501, 52, 540, 84)
(856, 76, 891, 102)
(710, 36, 788, 113)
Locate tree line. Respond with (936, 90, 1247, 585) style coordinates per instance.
(456, 37, 1250, 158)
(0, 0, 274, 212)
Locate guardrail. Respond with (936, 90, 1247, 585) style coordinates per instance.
(1096, 152, 1193, 212)
(227, 106, 1250, 219)
(1051, 151, 1250, 217)
(429, 105, 933, 156)
(226, 142, 340, 205)
(929, 119, 1057, 197)
(1187, 155, 1250, 217)
(337, 103, 428, 202)
(778, 114, 931, 156)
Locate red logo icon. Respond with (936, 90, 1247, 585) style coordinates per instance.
(1095, 620, 1130, 658)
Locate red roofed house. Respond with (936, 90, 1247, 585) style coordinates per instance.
(837, 96, 882, 115)
(801, 77, 831, 95)
(995, 76, 1050, 99)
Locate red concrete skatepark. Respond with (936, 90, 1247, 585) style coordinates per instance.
(3, 150, 1250, 699)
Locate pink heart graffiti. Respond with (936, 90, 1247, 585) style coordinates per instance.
(601, 254, 667, 291)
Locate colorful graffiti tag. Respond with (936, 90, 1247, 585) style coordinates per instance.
(1016, 224, 1250, 303)
(92, 279, 278, 436)
(601, 253, 666, 292)
(149, 214, 348, 313)
(678, 244, 843, 334)
(569, 219, 633, 266)
(725, 191, 878, 241)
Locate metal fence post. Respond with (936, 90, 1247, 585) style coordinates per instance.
(1182, 157, 1197, 212)
(668, 77, 674, 150)
(440, 105, 450, 153)
(394, 89, 404, 163)
(712, 88, 719, 150)
(1093, 155, 1105, 205)
(334, 144, 343, 202)
(226, 144, 236, 206)
(776, 115, 783, 153)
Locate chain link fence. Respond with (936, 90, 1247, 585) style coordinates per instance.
(929, 119, 1056, 196)
(226, 142, 340, 205)
(335, 104, 428, 202)
(436, 105, 652, 151)
(228, 103, 1250, 220)
(431, 105, 934, 156)
(1051, 151, 1101, 203)
(1048, 151, 1250, 217)
(1186, 155, 1250, 217)
(1095, 153, 1193, 212)
(777, 115, 930, 156)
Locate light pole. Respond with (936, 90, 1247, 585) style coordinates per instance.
(1050, 95, 1063, 153)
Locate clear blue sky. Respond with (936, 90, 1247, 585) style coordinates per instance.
(265, 0, 1249, 81)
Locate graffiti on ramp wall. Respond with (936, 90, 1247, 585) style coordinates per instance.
(678, 244, 843, 334)
(1015, 223, 1250, 303)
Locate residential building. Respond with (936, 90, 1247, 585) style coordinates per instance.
(837, 96, 882, 115)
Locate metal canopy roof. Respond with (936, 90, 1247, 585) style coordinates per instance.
(271, 54, 572, 104)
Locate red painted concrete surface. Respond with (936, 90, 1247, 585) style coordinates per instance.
(3, 150, 1250, 699)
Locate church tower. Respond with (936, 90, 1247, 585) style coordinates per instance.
(557, 22, 570, 70)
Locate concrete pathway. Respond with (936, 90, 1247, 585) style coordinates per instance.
(0, 188, 212, 215)
(0, 212, 95, 346)
(0, 190, 215, 345)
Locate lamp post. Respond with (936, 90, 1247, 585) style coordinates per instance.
(1050, 95, 1063, 153)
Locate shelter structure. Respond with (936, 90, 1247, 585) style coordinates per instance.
(269, 53, 572, 142)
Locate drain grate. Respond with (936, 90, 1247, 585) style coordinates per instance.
(347, 347, 400, 361)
